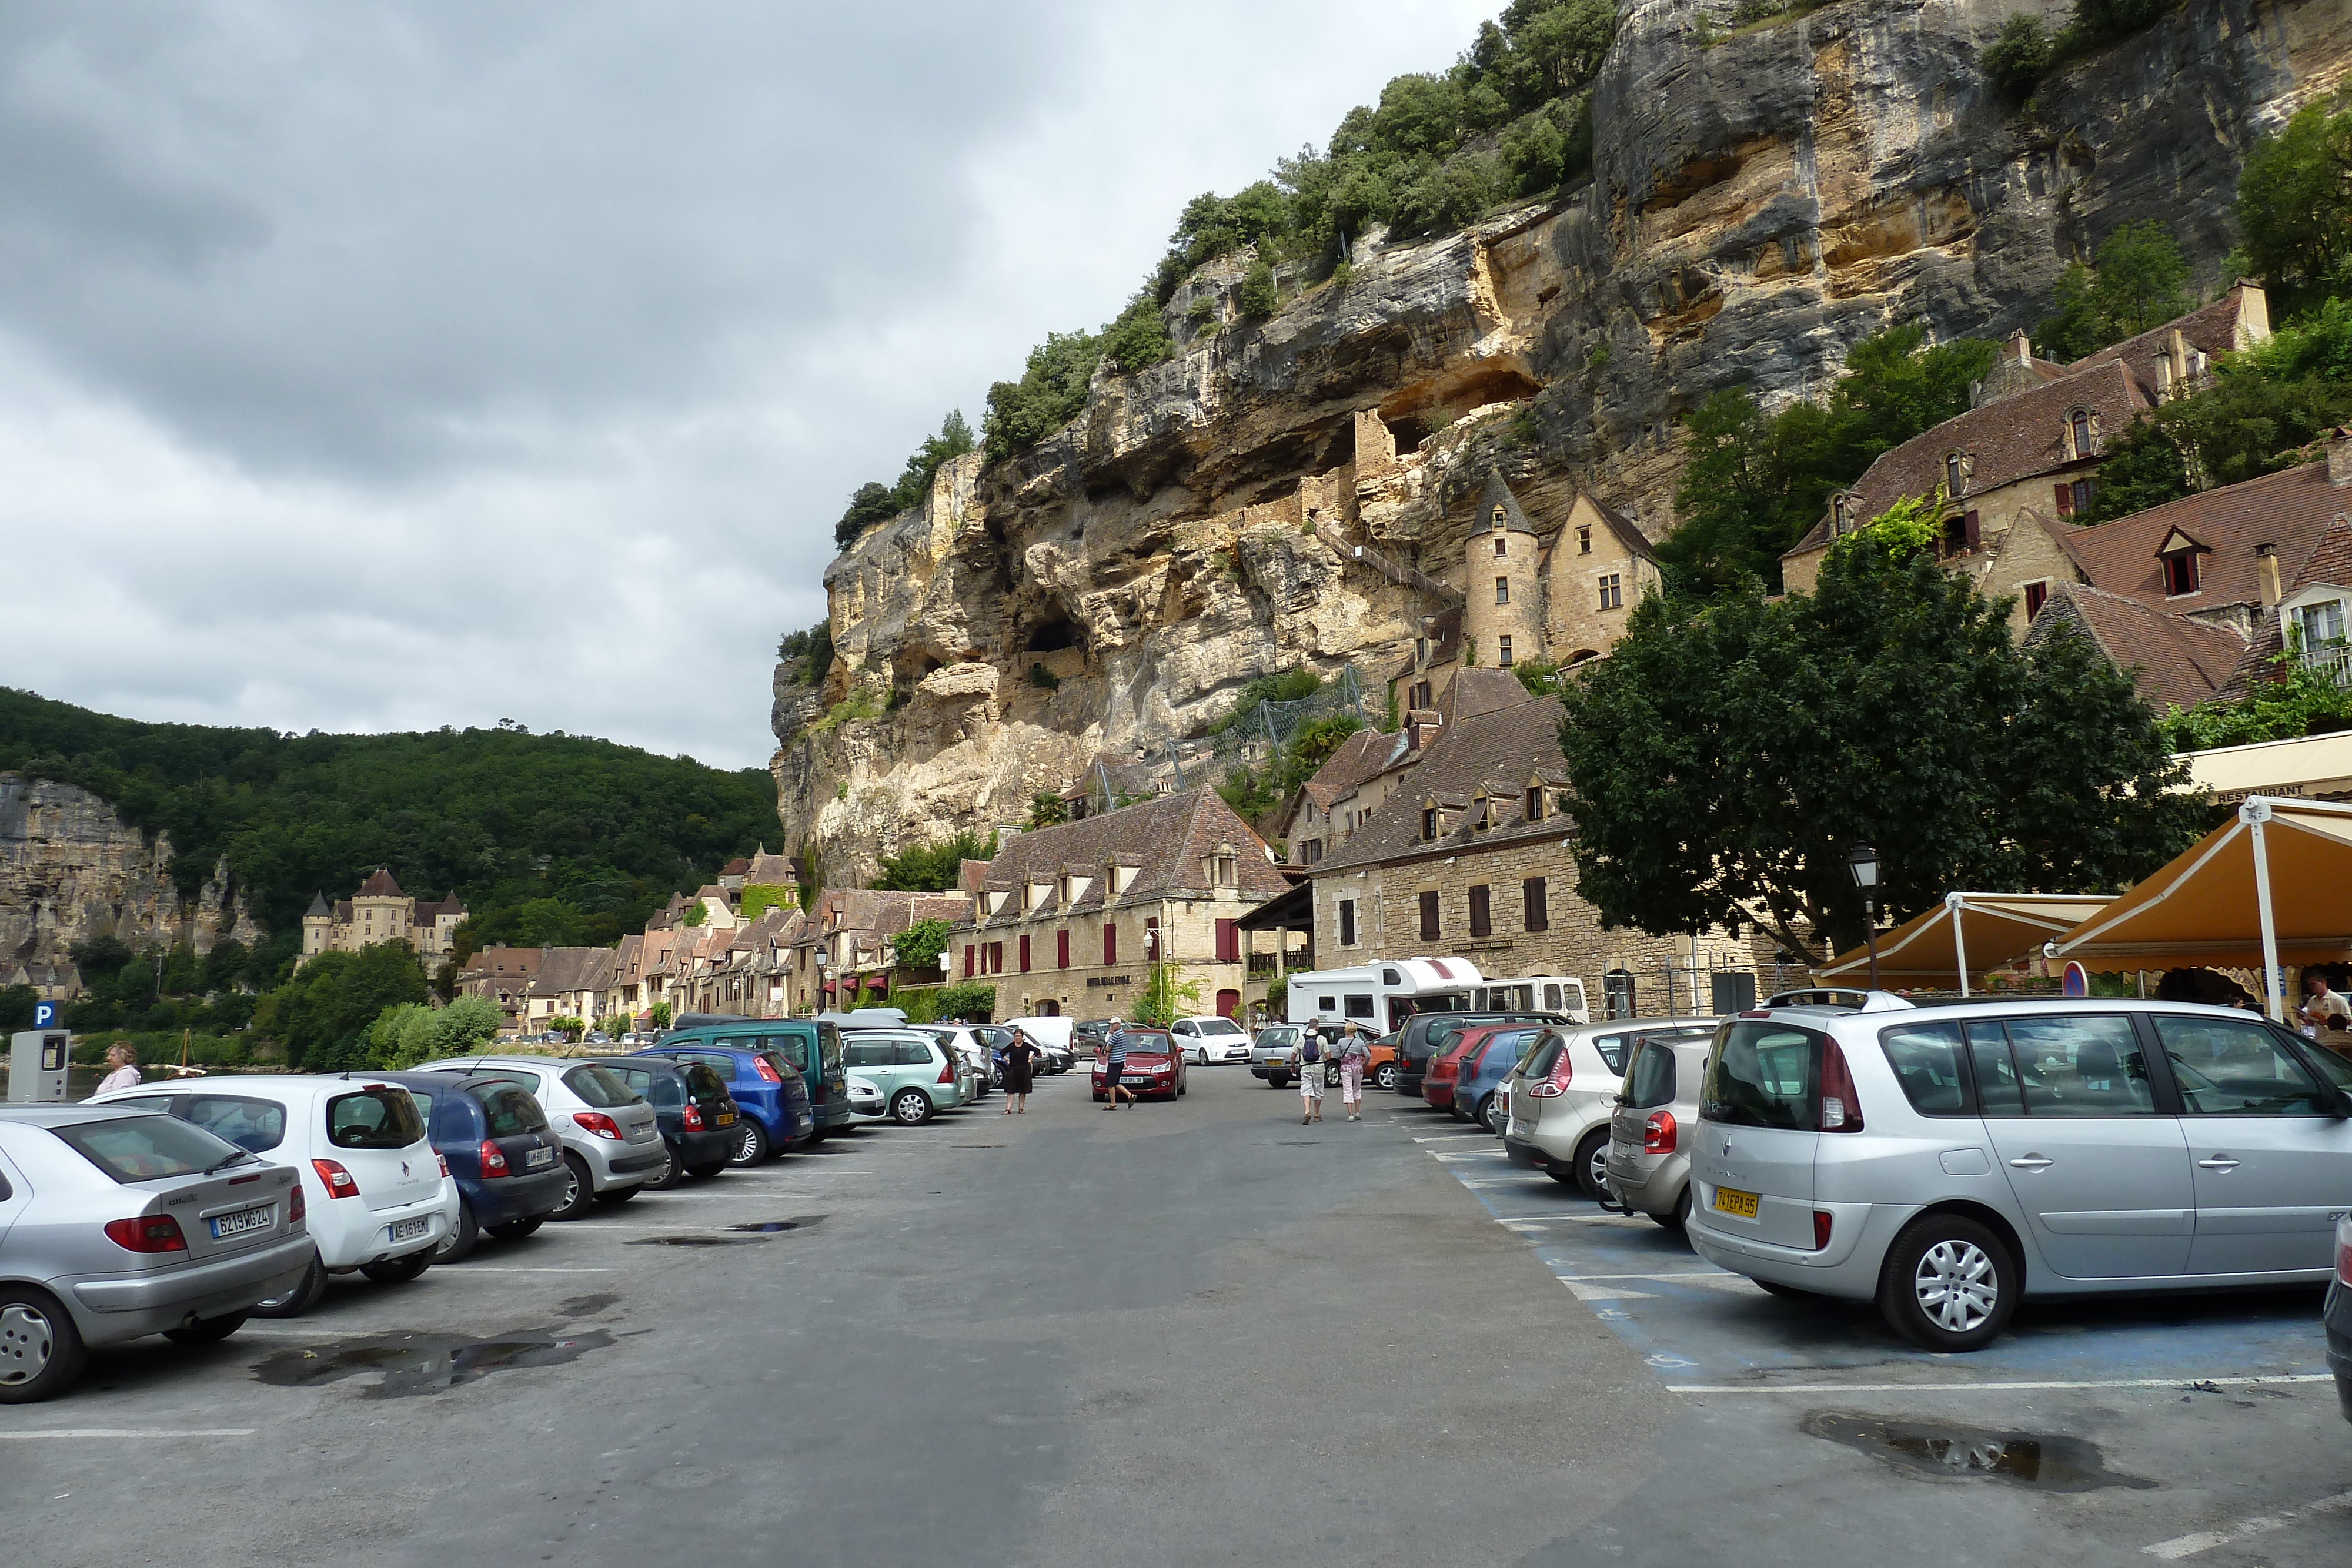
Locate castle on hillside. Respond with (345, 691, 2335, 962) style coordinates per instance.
(299, 868, 467, 972)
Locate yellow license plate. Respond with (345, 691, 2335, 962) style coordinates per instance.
(714, 1112, 736, 1126)
(1712, 1186, 1761, 1219)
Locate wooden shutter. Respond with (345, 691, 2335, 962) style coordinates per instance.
(1102, 924, 1117, 965)
(1214, 918, 1237, 963)
(2054, 483, 2072, 517)
(1469, 885, 1491, 938)
(1419, 890, 1439, 940)
(1057, 929, 1070, 969)
(1523, 877, 1548, 933)
(1963, 510, 1980, 550)
(1019, 935, 1030, 973)
(963, 945, 974, 978)
(1339, 900, 1356, 947)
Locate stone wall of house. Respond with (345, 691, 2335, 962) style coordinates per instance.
(961, 892, 1258, 1021)
(0, 772, 259, 973)
(1543, 499, 1663, 662)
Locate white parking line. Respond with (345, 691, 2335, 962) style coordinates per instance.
(1414, 1134, 1497, 1143)
(2143, 1488, 2352, 1559)
(1666, 1374, 2336, 1395)
(445, 1266, 616, 1273)
(0, 1439, 258, 1448)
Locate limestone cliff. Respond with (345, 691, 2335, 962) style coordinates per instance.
(0, 773, 260, 969)
(774, 0, 2350, 884)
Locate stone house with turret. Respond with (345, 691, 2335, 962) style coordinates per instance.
(299, 869, 466, 972)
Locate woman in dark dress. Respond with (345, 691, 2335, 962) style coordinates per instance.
(1001, 1028, 1043, 1114)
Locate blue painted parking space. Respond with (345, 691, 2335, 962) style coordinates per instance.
(1416, 1131, 2335, 1392)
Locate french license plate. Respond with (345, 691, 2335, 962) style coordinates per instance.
(525, 1146, 554, 1169)
(714, 1111, 735, 1126)
(209, 1204, 273, 1239)
(388, 1216, 431, 1243)
(1712, 1186, 1762, 1219)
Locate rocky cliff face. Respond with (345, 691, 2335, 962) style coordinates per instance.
(0, 773, 259, 969)
(775, 0, 2350, 884)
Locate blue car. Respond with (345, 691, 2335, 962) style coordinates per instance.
(633, 1034, 815, 1165)
(1450, 1025, 1548, 1134)
(372, 1071, 570, 1261)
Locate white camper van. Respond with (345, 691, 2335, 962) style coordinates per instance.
(1285, 958, 1485, 1032)
(1468, 975, 1591, 1022)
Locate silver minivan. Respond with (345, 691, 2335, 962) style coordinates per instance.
(1686, 997, 2352, 1352)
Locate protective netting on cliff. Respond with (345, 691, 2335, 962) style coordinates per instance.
(1077, 664, 1374, 816)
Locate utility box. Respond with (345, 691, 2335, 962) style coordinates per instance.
(8, 1030, 72, 1104)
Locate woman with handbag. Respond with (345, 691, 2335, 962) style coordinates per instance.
(1336, 1023, 1371, 1121)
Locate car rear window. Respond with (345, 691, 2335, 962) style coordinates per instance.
(469, 1084, 547, 1137)
(55, 1114, 245, 1183)
(1259, 1027, 1301, 1050)
(563, 1065, 640, 1109)
(1519, 1035, 1565, 1082)
(1701, 1022, 1822, 1130)
(182, 1094, 289, 1152)
(757, 1050, 799, 1082)
(1622, 1041, 1675, 1109)
(763, 1032, 811, 1074)
(326, 1086, 428, 1149)
(677, 1062, 731, 1102)
(1877, 1021, 1972, 1116)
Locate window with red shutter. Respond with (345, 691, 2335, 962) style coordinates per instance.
(1522, 877, 1548, 933)
(1469, 885, 1491, 938)
(963, 945, 974, 978)
(1057, 929, 1070, 968)
(1019, 934, 1030, 972)
(1419, 890, 1439, 941)
(1214, 918, 1237, 962)
(1102, 924, 1117, 965)
(2024, 581, 2049, 618)
(1963, 510, 1980, 551)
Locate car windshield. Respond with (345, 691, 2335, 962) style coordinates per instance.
(1196, 1018, 1245, 1037)
(1700, 1022, 1821, 1129)
(564, 1065, 642, 1108)
(55, 1114, 246, 1183)
(469, 1084, 548, 1136)
(326, 1086, 428, 1149)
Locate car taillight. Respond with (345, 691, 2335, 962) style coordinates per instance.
(287, 1183, 306, 1223)
(437, 1154, 450, 1178)
(573, 1112, 623, 1140)
(1819, 1041, 1864, 1132)
(2338, 1232, 2352, 1288)
(480, 1139, 509, 1176)
(312, 1158, 359, 1198)
(937, 1058, 955, 1085)
(1529, 1055, 1573, 1098)
(1643, 1111, 1677, 1155)
(681, 1102, 705, 1132)
(754, 1057, 783, 1083)
(1813, 1210, 1834, 1251)
(104, 1214, 188, 1253)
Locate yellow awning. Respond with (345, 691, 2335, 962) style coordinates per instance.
(1818, 893, 2113, 993)
(2050, 797, 2352, 1018)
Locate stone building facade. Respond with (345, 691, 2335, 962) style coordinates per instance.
(299, 869, 466, 972)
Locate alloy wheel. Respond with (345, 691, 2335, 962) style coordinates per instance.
(1912, 1239, 1999, 1333)
(1585, 1139, 1609, 1192)
(0, 1302, 54, 1385)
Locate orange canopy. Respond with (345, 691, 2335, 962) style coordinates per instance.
(1818, 893, 2113, 993)
(2050, 797, 2352, 1019)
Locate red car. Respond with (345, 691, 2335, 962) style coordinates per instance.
(1090, 1029, 1189, 1102)
(1420, 1028, 1495, 1114)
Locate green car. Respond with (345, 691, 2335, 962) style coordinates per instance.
(838, 1030, 975, 1125)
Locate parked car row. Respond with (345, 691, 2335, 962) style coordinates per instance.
(1418, 994, 2352, 1395)
(0, 1010, 1034, 1401)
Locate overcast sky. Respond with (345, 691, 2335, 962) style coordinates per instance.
(0, 1, 1497, 770)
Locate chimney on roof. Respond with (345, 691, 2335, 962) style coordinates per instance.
(2329, 426, 2352, 487)
(2010, 329, 2032, 366)
(2256, 543, 2282, 609)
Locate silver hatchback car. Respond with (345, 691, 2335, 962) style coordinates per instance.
(1686, 997, 2352, 1352)
(0, 1106, 313, 1402)
(1603, 1028, 1726, 1229)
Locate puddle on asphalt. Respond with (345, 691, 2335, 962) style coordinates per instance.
(252, 1329, 614, 1399)
(1802, 1411, 2155, 1492)
(727, 1214, 825, 1233)
(559, 1292, 619, 1316)
(626, 1233, 765, 1246)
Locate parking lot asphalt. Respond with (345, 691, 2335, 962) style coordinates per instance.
(1401, 1105, 2352, 1567)
(6, 1069, 2347, 1566)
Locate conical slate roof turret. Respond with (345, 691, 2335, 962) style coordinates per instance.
(305, 891, 329, 918)
(1476, 471, 1537, 537)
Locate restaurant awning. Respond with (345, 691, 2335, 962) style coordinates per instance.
(2049, 796, 2352, 1020)
(1817, 892, 2113, 994)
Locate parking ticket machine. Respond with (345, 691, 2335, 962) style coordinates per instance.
(9, 999, 71, 1103)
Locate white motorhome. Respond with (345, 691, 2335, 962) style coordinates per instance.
(1469, 975, 1591, 1022)
(1286, 958, 1485, 1032)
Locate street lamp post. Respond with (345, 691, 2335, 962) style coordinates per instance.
(1846, 842, 1882, 991)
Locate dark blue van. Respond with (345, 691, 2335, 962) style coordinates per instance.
(647, 1016, 851, 1142)
(372, 1071, 569, 1261)
(633, 1029, 816, 1164)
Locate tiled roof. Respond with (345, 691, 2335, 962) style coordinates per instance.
(525, 946, 618, 997)
(1299, 728, 1395, 810)
(2052, 456, 2352, 613)
(1441, 668, 1536, 722)
(721, 857, 751, 875)
(2070, 285, 2263, 391)
(1316, 686, 1570, 873)
(356, 868, 404, 898)
(2024, 584, 2247, 711)
(966, 789, 1286, 926)
(2213, 513, 2352, 700)
(743, 852, 797, 884)
(1580, 492, 1658, 564)
(1393, 604, 1464, 680)
(305, 891, 329, 917)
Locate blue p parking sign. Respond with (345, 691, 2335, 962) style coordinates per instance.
(32, 999, 59, 1028)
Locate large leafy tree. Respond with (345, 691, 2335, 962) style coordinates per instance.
(2234, 93, 2352, 311)
(1559, 519, 2203, 959)
(2036, 220, 2194, 360)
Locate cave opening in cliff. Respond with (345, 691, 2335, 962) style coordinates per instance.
(1025, 620, 1080, 654)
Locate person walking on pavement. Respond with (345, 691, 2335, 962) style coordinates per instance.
(1295, 1024, 1325, 1124)
(1001, 1027, 1043, 1114)
(89, 1042, 141, 1099)
(1100, 1029, 1136, 1109)
(1336, 1022, 1371, 1121)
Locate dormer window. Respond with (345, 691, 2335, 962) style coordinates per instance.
(1421, 805, 1439, 841)
(1525, 786, 1545, 823)
(1204, 845, 1238, 887)
(2069, 407, 2096, 459)
(1944, 452, 1969, 496)
(1830, 493, 1850, 536)
(1491, 505, 1506, 530)
(2157, 528, 2204, 597)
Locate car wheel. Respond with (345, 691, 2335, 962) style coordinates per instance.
(1269, 1074, 1289, 1090)
(686, 1161, 729, 1179)
(1877, 1215, 2016, 1351)
(250, 1253, 328, 1318)
(730, 1121, 770, 1167)
(0, 1288, 88, 1403)
(1375, 1062, 1398, 1091)
(163, 1312, 248, 1347)
(361, 1249, 433, 1284)
(434, 1200, 480, 1263)
(1650, 1186, 1692, 1231)
(549, 1154, 599, 1221)
(1325, 1064, 1341, 1088)
(1573, 1130, 1612, 1199)
(645, 1146, 684, 1190)
(891, 1088, 934, 1125)
(596, 1185, 639, 1204)
(488, 1216, 544, 1241)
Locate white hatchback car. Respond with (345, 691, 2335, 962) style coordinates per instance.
(91, 1076, 456, 1316)
(1171, 1015, 1252, 1065)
